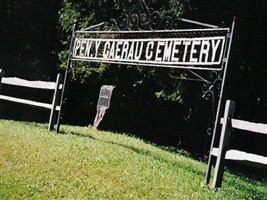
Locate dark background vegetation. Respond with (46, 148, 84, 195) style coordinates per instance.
(0, 0, 266, 164)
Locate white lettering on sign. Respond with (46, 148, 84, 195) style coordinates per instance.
(72, 36, 226, 67)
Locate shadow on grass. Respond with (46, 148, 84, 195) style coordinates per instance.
(59, 129, 205, 178)
(226, 161, 267, 181)
(28, 124, 267, 196)
(28, 123, 267, 186)
(97, 136, 267, 198)
(58, 130, 97, 140)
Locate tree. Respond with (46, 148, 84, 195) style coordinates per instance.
(58, 0, 193, 108)
(58, 0, 200, 149)
(0, 0, 60, 122)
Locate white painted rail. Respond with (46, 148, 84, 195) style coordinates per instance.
(231, 119, 267, 135)
(211, 148, 267, 166)
(0, 95, 60, 111)
(1, 77, 63, 90)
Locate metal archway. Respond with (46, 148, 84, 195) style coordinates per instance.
(56, 0, 235, 184)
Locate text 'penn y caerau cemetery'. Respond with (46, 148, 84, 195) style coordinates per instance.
(72, 36, 226, 67)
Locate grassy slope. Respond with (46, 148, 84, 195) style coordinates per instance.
(0, 120, 266, 200)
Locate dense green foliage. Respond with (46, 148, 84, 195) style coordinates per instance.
(1, 120, 266, 199)
(58, 0, 192, 102)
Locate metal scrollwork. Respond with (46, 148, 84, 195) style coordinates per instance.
(129, 13, 139, 30)
(170, 68, 222, 101)
(116, 14, 129, 30)
(112, 0, 182, 31)
(202, 83, 214, 101)
(150, 11, 161, 30)
(163, 16, 173, 30)
(139, 12, 150, 30)
(201, 71, 222, 101)
(172, 18, 181, 29)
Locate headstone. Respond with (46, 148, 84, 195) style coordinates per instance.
(93, 85, 115, 129)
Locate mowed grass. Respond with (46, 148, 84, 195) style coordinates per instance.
(0, 120, 266, 199)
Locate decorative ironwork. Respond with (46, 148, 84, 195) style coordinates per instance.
(169, 67, 223, 156)
(202, 71, 222, 100)
(109, 0, 221, 32)
(169, 68, 222, 101)
(111, 0, 184, 31)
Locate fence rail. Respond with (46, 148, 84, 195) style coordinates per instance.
(1, 77, 63, 90)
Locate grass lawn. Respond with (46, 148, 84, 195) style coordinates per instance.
(0, 120, 266, 199)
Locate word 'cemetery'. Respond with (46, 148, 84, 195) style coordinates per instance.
(73, 37, 226, 67)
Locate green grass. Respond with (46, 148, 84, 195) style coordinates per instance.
(0, 120, 266, 199)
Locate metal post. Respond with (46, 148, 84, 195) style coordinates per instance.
(56, 21, 78, 133)
(81, 22, 105, 31)
(180, 18, 219, 28)
(205, 17, 236, 184)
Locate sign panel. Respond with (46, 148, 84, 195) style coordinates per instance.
(71, 29, 229, 70)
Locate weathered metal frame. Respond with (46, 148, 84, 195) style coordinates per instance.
(205, 17, 236, 185)
(56, 1, 235, 180)
(56, 21, 78, 132)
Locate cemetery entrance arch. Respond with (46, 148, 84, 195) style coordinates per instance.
(56, 0, 235, 184)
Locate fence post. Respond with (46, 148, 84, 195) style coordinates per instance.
(212, 100, 236, 188)
(48, 74, 61, 131)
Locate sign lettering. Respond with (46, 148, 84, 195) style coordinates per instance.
(72, 37, 225, 67)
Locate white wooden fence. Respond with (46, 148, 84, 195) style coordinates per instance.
(208, 100, 267, 188)
(0, 69, 62, 131)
